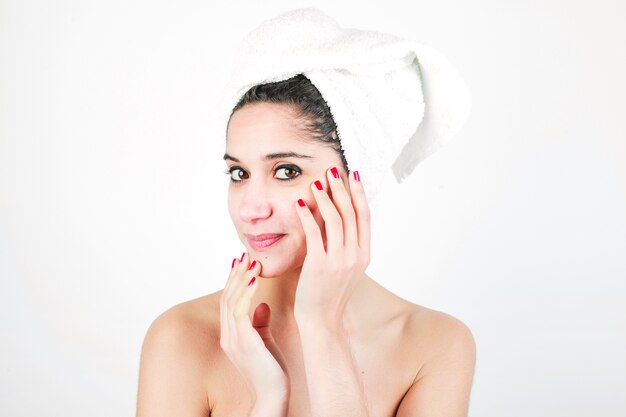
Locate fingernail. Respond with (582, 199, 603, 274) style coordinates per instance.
(248, 277, 256, 286)
(298, 198, 306, 207)
(240, 252, 245, 262)
(353, 170, 360, 182)
(248, 260, 256, 270)
(331, 167, 339, 179)
(314, 180, 323, 190)
(231, 258, 237, 269)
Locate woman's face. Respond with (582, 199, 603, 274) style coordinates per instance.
(225, 102, 349, 278)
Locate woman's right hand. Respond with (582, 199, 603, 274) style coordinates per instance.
(219, 253, 290, 412)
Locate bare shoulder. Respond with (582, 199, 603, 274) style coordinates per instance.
(377, 297, 476, 416)
(368, 281, 474, 352)
(368, 281, 475, 375)
(143, 292, 222, 347)
(140, 290, 228, 372)
(136, 291, 224, 417)
(406, 303, 474, 348)
(400, 301, 476, 380)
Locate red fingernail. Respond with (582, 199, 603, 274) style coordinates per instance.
(314, 180, 323, 190)
(240, 252, 245, 262)
(298, 198, 306, 207)
(353, 171, 360, 182)
(331, 167, 339, 179)
(248, 277, 256, 286)
(248, 260, 256, 270)
(231, 258, 237, 269)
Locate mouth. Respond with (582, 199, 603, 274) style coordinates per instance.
(245, 234, 286, 251)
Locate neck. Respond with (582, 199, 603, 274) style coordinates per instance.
(249, 266, 374, 330)
(250, 265, 302, 324)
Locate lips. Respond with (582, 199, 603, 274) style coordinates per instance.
(245, 233, 285, 251)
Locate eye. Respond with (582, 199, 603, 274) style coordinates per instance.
(223, 164, 302, 183)
(275, 165, 302, 181)
(224, 166, 249, 182)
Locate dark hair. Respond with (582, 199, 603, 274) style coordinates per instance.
(227, 74, 350, 173)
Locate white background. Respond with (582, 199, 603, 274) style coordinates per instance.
(1, 0, 625, 416)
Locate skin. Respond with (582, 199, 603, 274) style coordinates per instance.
(136, 102, 477, 417)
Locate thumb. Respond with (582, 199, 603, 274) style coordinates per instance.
(252, 302, 274, 342)
(252, 303, 289, 375)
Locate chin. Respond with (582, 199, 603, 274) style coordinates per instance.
(249, 249, 304, 278)
(263, 258, 300, 278)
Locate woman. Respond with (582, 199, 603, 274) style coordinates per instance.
(136, 74, 476, 417)
(137, 7, 476, 416)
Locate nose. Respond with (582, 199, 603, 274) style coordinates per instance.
(237, 180, 273, 224)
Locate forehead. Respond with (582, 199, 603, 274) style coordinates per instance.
(226, 102, 323, 157)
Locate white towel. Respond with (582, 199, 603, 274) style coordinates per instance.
(217, 7, 471, 205)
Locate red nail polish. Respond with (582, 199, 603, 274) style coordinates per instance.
(314, 180, 323, 190)
(240, 252, 245, 262)
(331, 167, 339, 179)
(231, 258, 236, 269)
(248, 260, 256, 270)
(353, 170, 360, 182)
(248, 277, 256, 286)
(298, 198, 306, 207)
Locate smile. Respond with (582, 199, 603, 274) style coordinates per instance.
(246, 234, 285, 251)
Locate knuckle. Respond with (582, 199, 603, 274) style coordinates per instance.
(359, 208, 371, 222)
(224, 293, 235, 309)
(328, 260, 343, 275)
(346, 257, 358, 271)
(232, 303, 247, 319)
(342, 262, 358, 276)
(328, 213, 342, 229)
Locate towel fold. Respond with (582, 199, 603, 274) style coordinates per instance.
(217, 7, 471, 204)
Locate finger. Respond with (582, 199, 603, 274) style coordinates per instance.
(223, 251, 247, 300)
(219, 288, 229, 344)
(224, 256, 241, 295)
(349, 170, 371, 259)
(224, 258, 260, 352)
(310, 178, 343, 254)
(252, 303, 279, 353)
(295, 198, 325, 257)
(223, 254, 255, 344)
(252, 302, 272, 340)
(221, 256, 242, 341)
(233, 272, 259, 329)
(225, 252, 251, 301)
(325, 166, 358, 249)
(252, 303, 289, 375)
(232, 272, 263, 354)
(228, 255, 258, 309)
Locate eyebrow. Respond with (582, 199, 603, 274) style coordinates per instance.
(223, 151, 314, 162)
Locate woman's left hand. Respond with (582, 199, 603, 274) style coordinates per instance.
(293, 167, 371, 326)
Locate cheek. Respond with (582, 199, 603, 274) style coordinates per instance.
(283, 198, 306, 232)
(300, 197, 328, 245)
(227, 196, 236, 222)
(280, 190, 324, 238)
(227, 194, 244, 236)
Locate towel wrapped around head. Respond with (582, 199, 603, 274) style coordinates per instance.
(217, 7, 471, 204)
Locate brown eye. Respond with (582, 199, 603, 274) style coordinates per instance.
(225, 167, 249, 182)
(275, 165, 301, 181)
